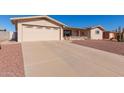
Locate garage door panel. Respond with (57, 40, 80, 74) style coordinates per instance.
(22, 26, 60, 41)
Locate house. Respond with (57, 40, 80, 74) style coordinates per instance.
(103, 31, 118, 40)
(89, 26, 104, 40)
(63, 26, 104, 40)
(11, 15, 104, 42)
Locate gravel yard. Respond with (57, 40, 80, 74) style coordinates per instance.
(72, 40, 124, 56)
(0, 43, 24, 77)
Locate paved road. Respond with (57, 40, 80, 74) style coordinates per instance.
(22, 41, 124, 76)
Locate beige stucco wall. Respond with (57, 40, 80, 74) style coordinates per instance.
(21, 19, 60, 27)
(90, 28, 103, 40)
(17, 23, 23, 42)
(0, 31, 9, 41)
(17, 19, 63, 42)
(0, 31, 15, 41)
(109, 33, 115, 39)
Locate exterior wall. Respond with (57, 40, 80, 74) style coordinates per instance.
(72, 30, 78, 36)
(0, 31, 15, 41)
(103, 32, 117, 39)
(20, 19, 60, 27)
(17, 19, 63, 42)
(85, 31, 90, 38)
(0, 31, 9, 41)
(17, 23, 22, 42)
(64, 30, 89, 40)
(90, 28, 103, 40)
(60, 27, 64, 40)
(109, 33, 115, 39)
(71, 30, 90, 37)
(9, 32, 16, 40)
(103, 32, 109, 39)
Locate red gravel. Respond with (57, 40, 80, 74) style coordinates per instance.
(72, 40, 124, 56)
(0, 43, 24, 77)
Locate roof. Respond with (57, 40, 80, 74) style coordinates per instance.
(91, 25, 105, 31)
(84, 25, 105, 31)
(11, 15, 66, 26)
(64, 25, 105, 31)
(105, 31, 119, 33)
(64, 26, 86, 30)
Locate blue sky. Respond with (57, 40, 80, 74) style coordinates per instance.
(0, 15, 124, 32)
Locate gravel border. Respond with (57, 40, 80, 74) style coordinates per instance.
(0, 43, 24, 77)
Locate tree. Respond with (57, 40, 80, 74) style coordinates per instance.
(116, 26, 124, 42)
(122, 28, 124, 41)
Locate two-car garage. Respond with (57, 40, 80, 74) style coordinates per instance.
(22, 25, 61, 41)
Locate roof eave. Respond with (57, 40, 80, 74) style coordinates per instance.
(10, 15, 66, 26)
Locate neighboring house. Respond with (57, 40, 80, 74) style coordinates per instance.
(11, 15, 104, 42)
(103, 31, 118, 40)
(89, 26, 104, 40)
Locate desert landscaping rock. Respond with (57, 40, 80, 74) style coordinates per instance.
(72, 40, 124, 56)
(0, 43, 24, 77)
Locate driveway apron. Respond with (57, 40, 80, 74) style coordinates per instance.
(22, 41, 124, 76)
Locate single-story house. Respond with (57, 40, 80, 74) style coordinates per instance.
(63, 26, 104, 40)
(11, 15, 104, 42)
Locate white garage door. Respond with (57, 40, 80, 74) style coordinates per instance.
(22, 25, 60, 41)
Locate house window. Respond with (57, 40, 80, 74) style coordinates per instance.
(96, 30, 100, 34)
(64, 30, 71, 36)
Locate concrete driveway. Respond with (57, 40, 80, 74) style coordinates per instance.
(22, 41, 124, 76)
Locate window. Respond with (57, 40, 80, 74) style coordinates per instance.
(64, 30, 71, 36)
(95, 30, 100, 34)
